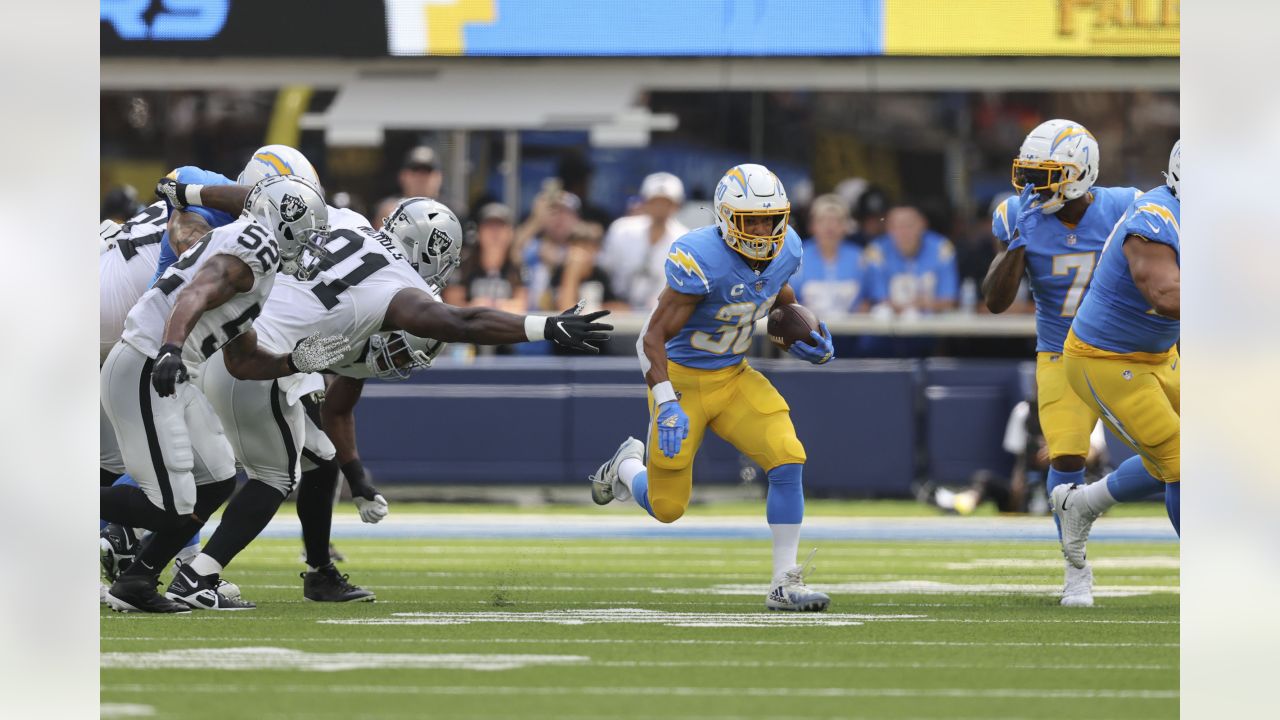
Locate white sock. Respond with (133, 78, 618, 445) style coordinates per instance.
(175, 543, 199, 567)
(617, 458, 645, 492)
(769, 524, 802, 581)
(1082, 477, 1118, 515)
(187, 553, 223, 577)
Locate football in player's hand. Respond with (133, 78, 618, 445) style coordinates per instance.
(767, 303, 821, 350)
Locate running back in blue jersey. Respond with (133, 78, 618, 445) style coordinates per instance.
(993, 186, 1141, 352)
(662, 225, 804, 370)
(150, 166, 237, 284)
(1072, 185, 1180, 354)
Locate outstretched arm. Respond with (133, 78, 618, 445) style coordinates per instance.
(1124, 235, 1180, 319)
(157, 178, 252, 216)
(383, 288, 611, 353)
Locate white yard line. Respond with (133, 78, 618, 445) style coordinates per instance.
(101, 637, 1179, 649)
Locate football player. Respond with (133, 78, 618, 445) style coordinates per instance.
(980, 119, 1165, 607)
(156, 188, 609, 609)
(588, 164, 835, 612)
(99, 151, 307, 580)
(99, 175, 351, 613)
(1055, 141, 1182, 565)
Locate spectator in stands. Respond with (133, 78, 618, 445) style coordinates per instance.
(399, 145, 443, 200)
(444, 202, 527, 313)
(793, 194, 866, 318)
(848, 186, 890, 247)
(518, 188, 581, 311)
(864, 205, 959, 316)
(599, 172, 689, 312)
(101, 185, 142, 222)
(545, 223, 627, 355)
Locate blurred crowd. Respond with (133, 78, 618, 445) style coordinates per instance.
(105, 143, 1038, 357)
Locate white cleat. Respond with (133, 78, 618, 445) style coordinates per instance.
(589, 437, 643, 505)
(1060, 561, 1094, 607)
(1051, 483, 1100, 569)
(766, 551, 830, 612)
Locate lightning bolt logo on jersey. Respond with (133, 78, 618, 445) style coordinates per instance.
(658, 225, 803, 370)
(992, 185, 1141, 353)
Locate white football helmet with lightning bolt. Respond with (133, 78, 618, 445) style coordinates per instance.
(1012, 119, 1100, 214)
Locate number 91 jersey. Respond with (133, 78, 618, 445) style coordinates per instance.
(993, 186, 1139, 353)
(659, 225, 803, 370)
(251, 207, 431, 357)
(121, 217, 279, 365)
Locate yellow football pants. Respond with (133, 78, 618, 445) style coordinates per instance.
(1063, 330, 1180, 482)
(646, 361, 807, 523)
(1036, 352, 1100, 459)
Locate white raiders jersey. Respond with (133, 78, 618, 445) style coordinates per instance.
(121, 216, 279, 364)
(100, 202, 170, 362)
(252, 208, 432, 357)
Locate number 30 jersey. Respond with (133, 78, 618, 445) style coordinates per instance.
(992, 185, 1139, 353)
(121, 216, 279, 365)
(251, 208, 432, 357)
(655, 224, 803, 371)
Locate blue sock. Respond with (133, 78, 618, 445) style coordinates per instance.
(1106, 456, 1166, 502)
(631, 470, 655, 519)
(101, 474, 140, 531)
(765, 464, 805, 524)
(1046, 467, 1085, 540)
(1165, 482, 1180, 535)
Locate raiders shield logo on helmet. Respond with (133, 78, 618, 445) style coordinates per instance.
(279, 194, 307, 222)
(426, 227, 452, 258)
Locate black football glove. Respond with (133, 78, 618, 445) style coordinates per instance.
(544, 305, 613, 354)
(155, 177, 193, 210)
(151, 343, 188, 397)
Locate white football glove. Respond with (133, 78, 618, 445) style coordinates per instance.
(289, 332, 351, 373)
(354, 494, 389, 524)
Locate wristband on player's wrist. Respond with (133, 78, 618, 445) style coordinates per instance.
(181, 183, 205, 208)
(524, 315, 546, 341)
(340, 459, 368, 488)
(651, 381, 678, 406)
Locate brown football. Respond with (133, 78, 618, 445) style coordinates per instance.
(767, 303, 821, 350)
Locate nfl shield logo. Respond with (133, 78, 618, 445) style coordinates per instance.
(1066, 233, 1078, 246)
(754, 280, 766, 293)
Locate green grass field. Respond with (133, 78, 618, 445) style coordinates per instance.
(101, 502, 1178, 719)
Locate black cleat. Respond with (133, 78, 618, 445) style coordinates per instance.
(100, 523, 139, 583)
(302, 564, 375, 602)
(105, 574, 191, 614)
(165, 563, 256, 610)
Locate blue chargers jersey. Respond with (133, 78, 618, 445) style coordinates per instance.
(663, 225, 804, 370)
(863, 231, 958, 308)
(150, 166, 236, 286)
(793, 240, 865, 316)
(995, 186, 1141, 353)
(1072, 185, 1180, 354)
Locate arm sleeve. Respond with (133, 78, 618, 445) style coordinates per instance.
(663, 243, 712, 296)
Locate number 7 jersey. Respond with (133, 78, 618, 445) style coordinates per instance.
(992, 185, 1140, 353)
(121, 216, 280, 364)
(656, 224, 803, 371)
(250, 207, 433, 358)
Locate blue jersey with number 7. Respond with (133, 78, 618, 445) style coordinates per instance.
(992, 185, 1139, 353)
(660, 225, 803, 370)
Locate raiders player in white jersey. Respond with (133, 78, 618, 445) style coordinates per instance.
(100, 175, 351, 613)
(165, 192, 611, 609)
